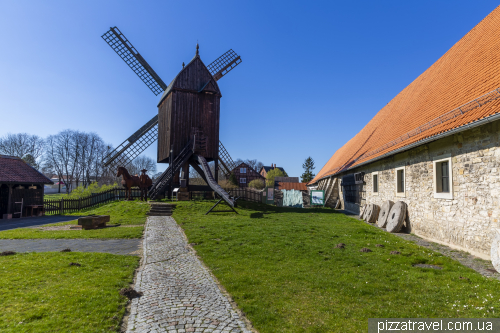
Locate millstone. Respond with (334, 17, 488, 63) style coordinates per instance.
(365, 203, 380, 223)
(359, 204, 367, 219)
(377, 200, 394, 228)
(490, 229, 500, 272)
(385, 201, 407, 233)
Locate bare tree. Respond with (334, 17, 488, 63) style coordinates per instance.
(128, 156, 157, 177)
(0, 133, 45, 168)
(43, 130, 83, 194)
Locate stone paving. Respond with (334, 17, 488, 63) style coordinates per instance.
(0, 239, 141, 255)
(126, 216, 252, 333)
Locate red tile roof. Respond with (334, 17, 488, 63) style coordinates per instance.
(312, 6, 500, 183)
(278, 182, 307, 191)
(0, 155, 53, 184)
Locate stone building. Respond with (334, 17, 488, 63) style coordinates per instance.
(310, 6, 500, 259)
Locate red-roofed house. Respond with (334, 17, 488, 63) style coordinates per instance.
(309, 6, 500, 258)
(0, 155, 53, 219)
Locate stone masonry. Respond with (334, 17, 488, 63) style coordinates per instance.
(322, 119, 500, 259)
(126, 216, 252, 333)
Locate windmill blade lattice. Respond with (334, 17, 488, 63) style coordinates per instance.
(218, 140, 237, 177)
(103, 115, 158, 169)
(102, 27, 167, 95)
(207, 49, 242, 81)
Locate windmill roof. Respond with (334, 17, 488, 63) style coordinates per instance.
(157, 53, 219, 106)
(312, 6, 500, 183)
(0, 155, 53, 184)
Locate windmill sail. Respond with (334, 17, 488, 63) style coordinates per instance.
(103, 115, 158, 169)
(207, 49, 242, 81)
(102, 26, 167, 95)
(218, 140, 236, 177)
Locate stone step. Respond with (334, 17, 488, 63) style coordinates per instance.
(147, 212, 172, 216)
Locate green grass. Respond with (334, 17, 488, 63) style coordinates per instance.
(173, 200, 500, 333)
(0, 252, 139, 332)
(0, 201, 148, 239)
(0, 226, 144, 239)
(66, 200, 149, 225)
(44, 193, 70, 200)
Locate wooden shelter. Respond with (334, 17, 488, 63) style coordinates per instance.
(0, 155, 53, 219)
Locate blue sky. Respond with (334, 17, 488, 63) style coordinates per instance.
(0, 1, 498, 178)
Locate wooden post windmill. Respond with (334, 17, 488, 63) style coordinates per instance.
(101, 26, 240, 204)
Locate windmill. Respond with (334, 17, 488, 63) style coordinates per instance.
(101, 26, 240, 203)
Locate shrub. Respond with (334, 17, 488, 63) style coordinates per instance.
(68, 182, 118, 199)
(248, 179, 265, 190)
(228, 173, 238, 186)
(219, 179, 238, 189)
(266, 168, 285, 187)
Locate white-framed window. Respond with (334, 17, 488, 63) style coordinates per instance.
(240, 178, 246, 184)
(372, 172, 379, 195)
(395, 166, 405, 197)
(240, 168, 247, 173)
(433, 154, 453, 199)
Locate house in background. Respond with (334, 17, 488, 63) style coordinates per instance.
(259, 164, 286, 178)
(232, 162, 265, 188)
(0, 155, 53, 219)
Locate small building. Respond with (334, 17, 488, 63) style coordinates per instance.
(232, 162, 264, 188)
(0, 155, 53, 219)
(259, 164, 286, 178)
(278, 182, 308, 191)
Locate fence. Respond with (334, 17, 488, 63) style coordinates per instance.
(224, 188, 263, 203)
(188, 188, 264, 203)
(44, 188, 142, 215)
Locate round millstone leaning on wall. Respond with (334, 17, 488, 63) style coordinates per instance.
(365, 203, 380, 223)
(359, 204, 368, 219)
(377, 200, 394, 228)
(490, 229, 500, 272)
(385, 201, 407, 233)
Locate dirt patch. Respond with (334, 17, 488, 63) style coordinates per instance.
(60, 248, 71, 252)
(0, 251, 16, 256)
(69, 262, 81, 267)
(413, 264, 442, 270)
(360, 247, 372, 252)
(119, 287, 142, 299)
(33, 224, 139, 231)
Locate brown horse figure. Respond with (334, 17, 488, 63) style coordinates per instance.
(139, 169, 153, 201)
(117, 167, 142, 201)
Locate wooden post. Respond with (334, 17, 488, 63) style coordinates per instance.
(60, 199, 64, 215)
(214, 159, 219, 184)
(6, 184, 13, 215)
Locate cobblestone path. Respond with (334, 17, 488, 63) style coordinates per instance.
(126, 216, 252, 333)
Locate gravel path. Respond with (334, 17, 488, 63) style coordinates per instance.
(0, 239, 141, 255)
(126, 216, 252, 333)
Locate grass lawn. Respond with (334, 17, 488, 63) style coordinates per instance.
(0, 201, 147, 239)
(173, 201, 500, 333)
(0, 252, 139, 332)
(44, 193, 70, 200)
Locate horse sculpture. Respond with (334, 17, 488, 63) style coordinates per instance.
(117, 167, 152, 201)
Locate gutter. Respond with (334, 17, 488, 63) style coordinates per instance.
(313, 111, 500, 183)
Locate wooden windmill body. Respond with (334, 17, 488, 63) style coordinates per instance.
(100, 27, 241, 204)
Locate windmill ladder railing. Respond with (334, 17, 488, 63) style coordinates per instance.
(148, 140, 194, 199)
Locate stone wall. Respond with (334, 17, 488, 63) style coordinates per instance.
(324, 119, 500, 259)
